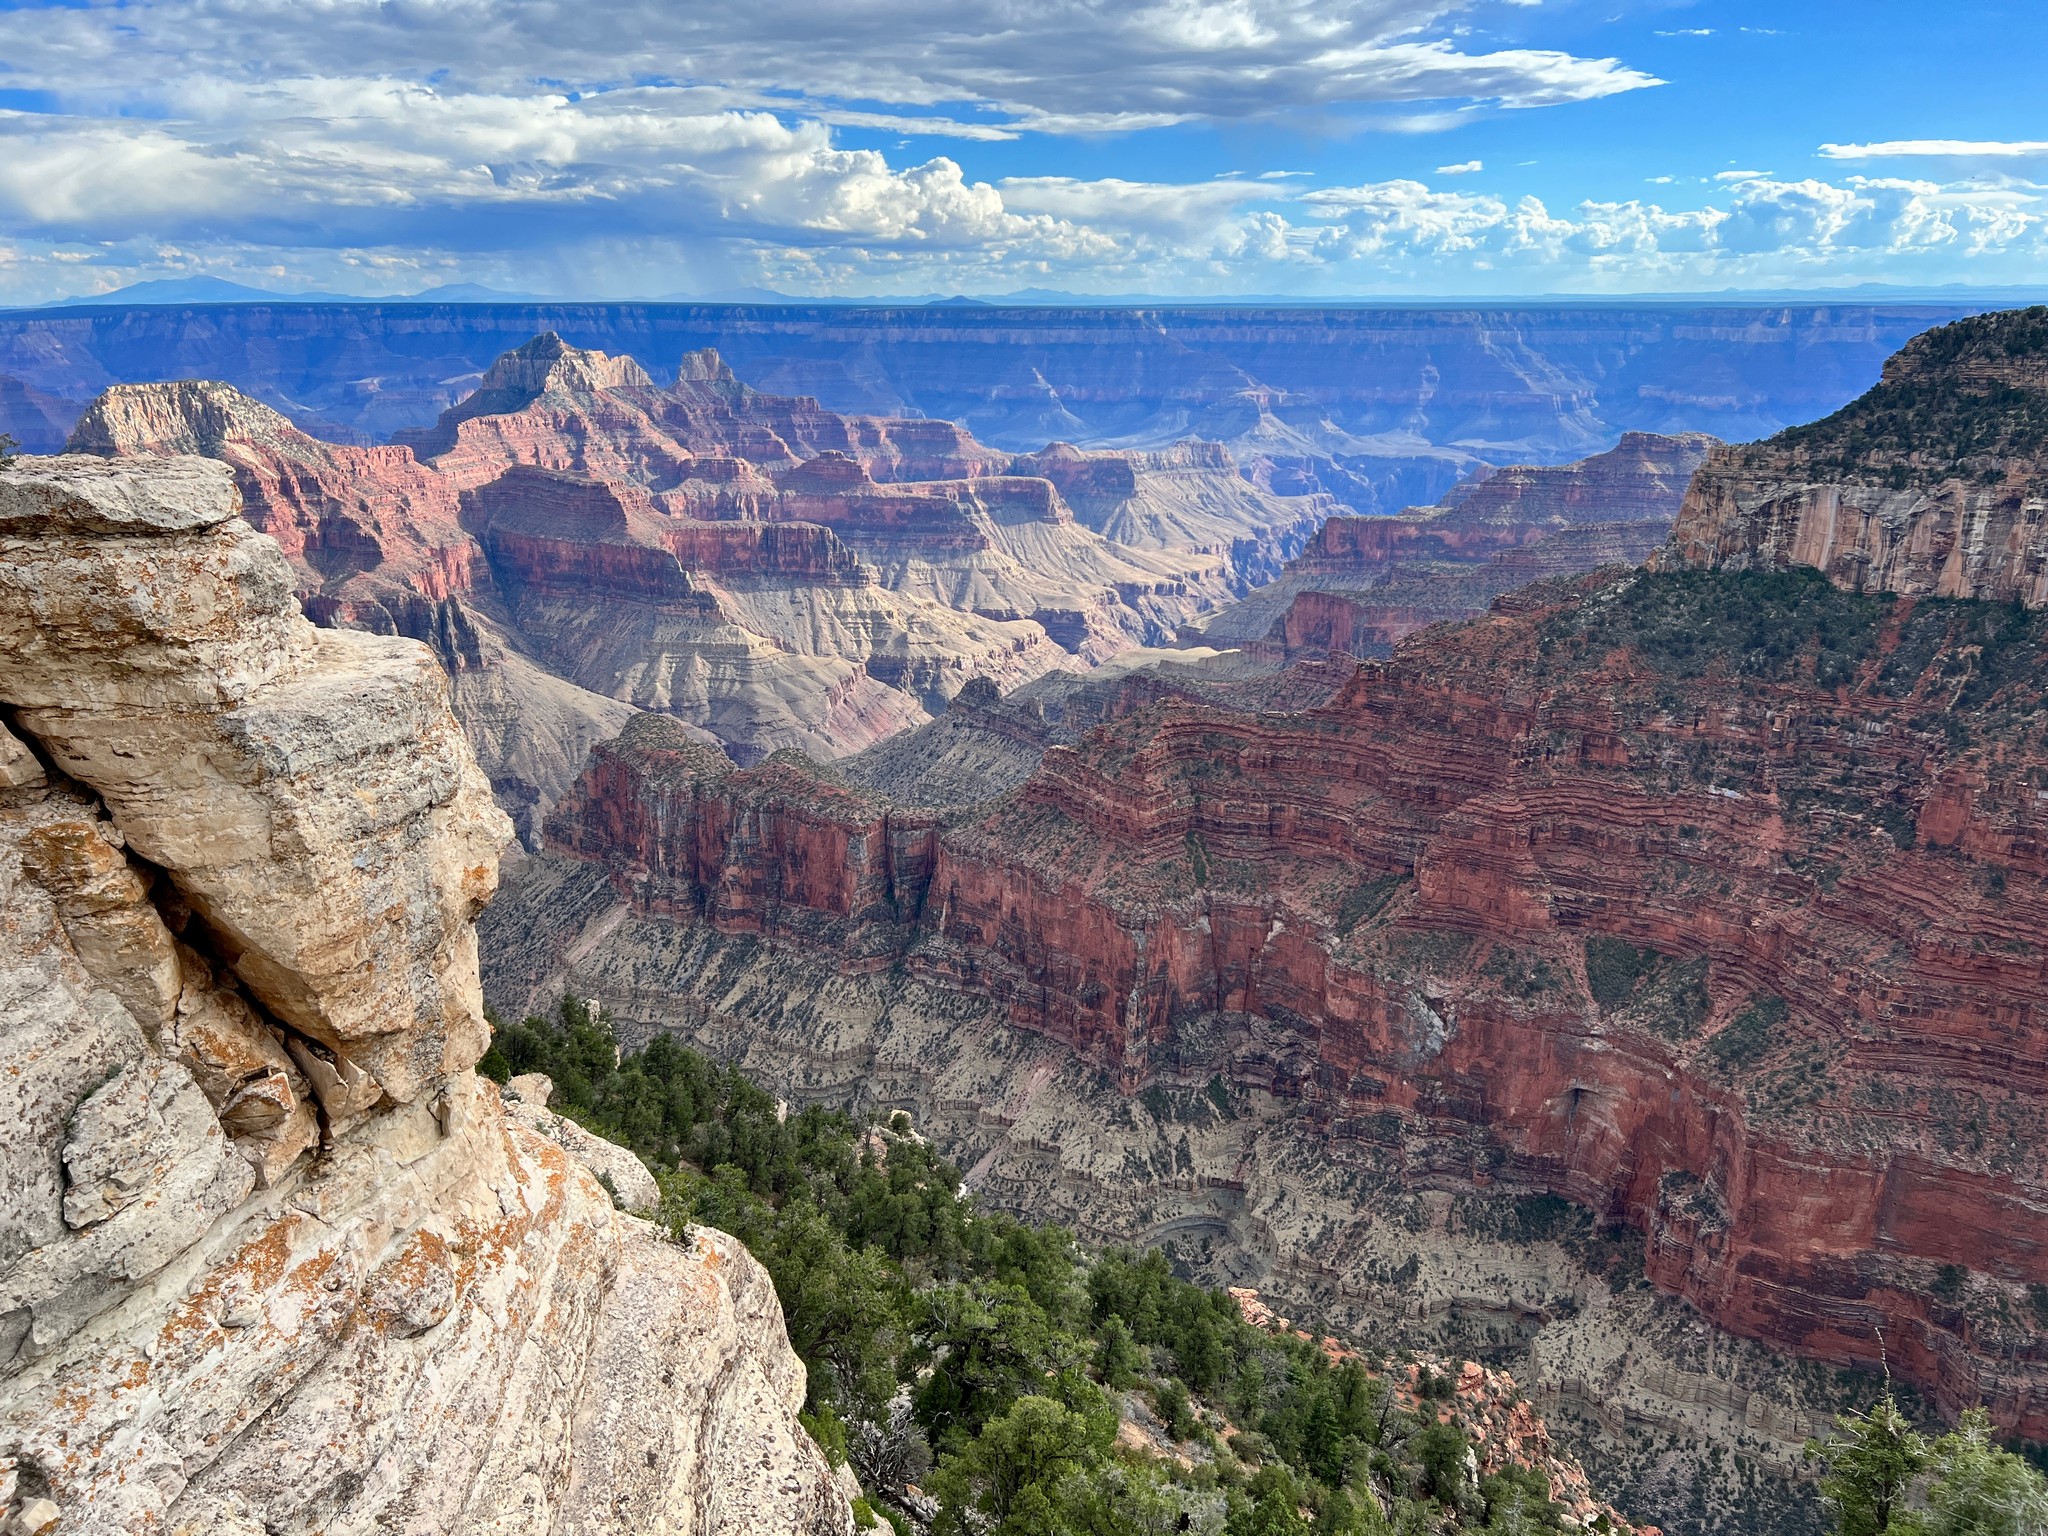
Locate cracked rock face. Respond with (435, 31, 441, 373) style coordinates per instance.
(0, 454, 850, 1536)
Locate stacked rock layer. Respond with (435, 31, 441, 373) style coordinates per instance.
(0, 455, 850, 1536)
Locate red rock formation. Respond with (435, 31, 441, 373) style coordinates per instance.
(1664, 308, 2048, 607)
(61, 337, 1241, 772)
(1196, 432, 1714, 661)
(548, 566, 2048, 1438)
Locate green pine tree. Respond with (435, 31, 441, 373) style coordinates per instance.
(1806, 1392, 1930, 1536)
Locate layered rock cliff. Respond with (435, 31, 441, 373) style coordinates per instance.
(0, 300, 1975, 501)
(62, 378, 639, 846)
(1193, 431, 1714, 661)
(67, 336, 1260, 797)
(1011, 439, 1339, 589)
(523, 562, 2048, 1468)
(0, 454, 850, 1535)
(1663, 307, 2048, 606)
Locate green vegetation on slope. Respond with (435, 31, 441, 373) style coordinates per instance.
(1760, 306, 2048, 486)
(483, 1000, 1585, 1536)
(1540, 567, 2048, 719)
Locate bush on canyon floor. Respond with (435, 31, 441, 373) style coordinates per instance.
(1583, 937, 1667, 1009)
(485, 1000, 1584, 1535)
(1705, 991, 1790, 1073)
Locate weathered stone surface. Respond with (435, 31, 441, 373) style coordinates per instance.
(0, 453, 241, 537)
(0, 726, 43, 792)
(1, 453, 507, 1101)
(503, 1072, 662, 1211)
(0, 455, 849, 1535)
(1663, 308, 2048, 606)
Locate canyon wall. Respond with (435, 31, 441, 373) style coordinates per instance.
(0, 454, 849, 1535)
(1195, 431, 1714, 661)
(1665, 306, 2048, 607)
(62, 335, 1273, 828)
(0, 301, 1983, 507)
(532, 562, 2048, 1450)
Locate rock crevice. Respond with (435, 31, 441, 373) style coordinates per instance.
(0, 454, 850, 1536)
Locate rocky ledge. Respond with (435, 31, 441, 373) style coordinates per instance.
(0, 455, 849, 1535)
(1663, 307, 2048, 606)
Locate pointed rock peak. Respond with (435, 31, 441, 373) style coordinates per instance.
(476, 332, 654, 400)
(669, 345, 753, 405)
(674, 347, 736, 385)
(399, 334, 657, 460)
(65, 379, 304, 459)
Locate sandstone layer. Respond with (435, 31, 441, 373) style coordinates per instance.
(1663, 307, 2048, 607)
(67, 336, 1265, 797)
(1193, 432, 1714, 662)
(524, 563, 2048, 1463)
(0, 454, 849, 1536)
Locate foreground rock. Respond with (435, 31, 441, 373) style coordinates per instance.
(0, 454, 850, 1535)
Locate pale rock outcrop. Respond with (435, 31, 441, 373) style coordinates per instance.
(0, 454, 503, 1104)
(0, 454, 850, 1535)
(1662, 461, 2048, 606)
(503, 1072, 662, 1212)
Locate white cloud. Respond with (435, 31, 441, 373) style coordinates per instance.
(0, 5, 2042, 304)
(1820, 139, 2048, 160)
(0, 1, 1660, 135)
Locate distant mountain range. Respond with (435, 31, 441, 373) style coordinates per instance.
(33, 277, 2048, 310)
(43, 277, 557, 307)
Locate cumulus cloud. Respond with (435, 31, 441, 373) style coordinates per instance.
(0, 2, 2044, 302)
(1820, 139, 2048, 159)
(0, 90, 1099, 259)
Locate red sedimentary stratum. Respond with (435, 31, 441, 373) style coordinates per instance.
(548, 561, 2048, 1437)
(1193, 431, 1715, 662)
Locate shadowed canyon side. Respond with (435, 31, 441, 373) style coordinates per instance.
(0, 455, 851, 1535)
(63, 333, 1277, 835)
(1191, 431, 1717, 662)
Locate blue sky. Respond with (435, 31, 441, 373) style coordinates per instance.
(0, 0, 2044, 301)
